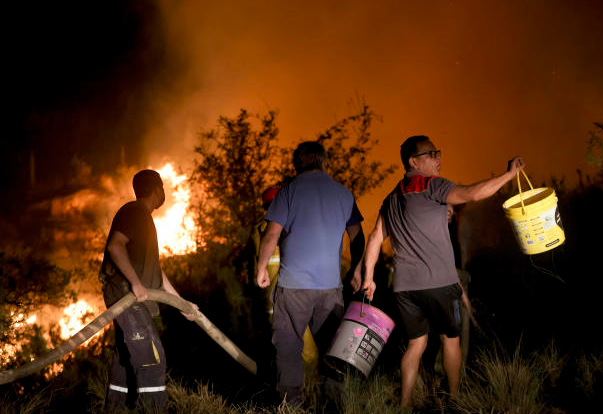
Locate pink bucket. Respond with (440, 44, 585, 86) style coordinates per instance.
(326, 301, 395, 377)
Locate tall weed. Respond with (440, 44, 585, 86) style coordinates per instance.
(167, 379, 234, 414)
(453, 343, 547, 414)
(575, 349, 603, 399)
(0, 388, 47, 414)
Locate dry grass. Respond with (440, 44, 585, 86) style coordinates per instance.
(575, 349, 603, 399)
(452, 343, 548, 414)
(0, 389, 46, 414)
(3, 340, 602, 413)
(339, 370, 406, 414)
(534, 341, 566, 390)
(167, 380, 235, 414)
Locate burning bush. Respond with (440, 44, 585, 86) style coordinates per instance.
(0, 245, 76, 367)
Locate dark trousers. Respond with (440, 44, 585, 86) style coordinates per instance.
(106, 303, 167, 411)
(271, 286, 344, 402)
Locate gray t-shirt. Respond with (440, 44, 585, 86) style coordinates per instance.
(266, 171, 363, 289)
(380, 171, 458, 292)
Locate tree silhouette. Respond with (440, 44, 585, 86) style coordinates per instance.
(277, 100, 396, 199)
(190, 102, 396, 258)
(316, 101, 396, 198)
(190, 109, 287, 258)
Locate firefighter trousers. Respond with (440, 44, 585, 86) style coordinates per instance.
(106, 303, 167, 411)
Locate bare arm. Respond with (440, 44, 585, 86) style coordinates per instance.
(346, 223, 365, 293)
(361, 215, 387, 300)
(458, 282, 471, 315)
(447, 156, 524, 205)
(162, 271, 199, 320)
(107, 231, 147, 302)
(256, 221, 283, 288)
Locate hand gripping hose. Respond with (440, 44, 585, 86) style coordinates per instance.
(0, 289, 257, 385)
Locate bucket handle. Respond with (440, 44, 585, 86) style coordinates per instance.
(360, 291, 370, 317)
(516, 169, 534, 215)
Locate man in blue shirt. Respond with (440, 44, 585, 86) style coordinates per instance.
(257, 141, 365, 404)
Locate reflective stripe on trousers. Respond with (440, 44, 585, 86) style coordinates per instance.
(106, 303, 167, 409)
(109, 384, 166, 393)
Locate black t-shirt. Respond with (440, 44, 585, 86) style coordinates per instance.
(100, 201, 162, 315)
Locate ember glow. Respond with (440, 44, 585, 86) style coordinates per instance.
(1, 298, 103, 372)
(0, 312, 38, 364)
(153, 163, 197, 256)
(13, 313, 37, 329)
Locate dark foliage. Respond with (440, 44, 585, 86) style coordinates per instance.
(191, 109, 286, 262)
(316, 101, 397, 199)
(0, 246, 76, 351)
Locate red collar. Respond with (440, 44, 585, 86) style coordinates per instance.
(399, 173, 433, 194)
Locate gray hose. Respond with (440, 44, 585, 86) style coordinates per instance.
(0, 289, 257, 385)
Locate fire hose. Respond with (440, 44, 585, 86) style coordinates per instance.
(0, 289, 257, 385)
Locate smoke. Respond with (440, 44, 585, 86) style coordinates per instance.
(145, 0, 603, 227)
(151, 0, 603, 191)
(6, 0, 603, 222)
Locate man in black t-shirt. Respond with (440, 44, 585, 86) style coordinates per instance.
(99, 169, 198, 411)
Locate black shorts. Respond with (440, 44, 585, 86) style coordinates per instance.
(394, 283, 462, 340)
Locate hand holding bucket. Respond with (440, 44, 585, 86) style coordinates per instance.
(502, 169, 565, 255)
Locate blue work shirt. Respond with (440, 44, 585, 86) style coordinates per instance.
(265, 171, 363, 289)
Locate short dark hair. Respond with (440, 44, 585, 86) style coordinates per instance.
(293, 141, 327, 173)
(133, 170, 163, 199)
(400, 135, 430, 171)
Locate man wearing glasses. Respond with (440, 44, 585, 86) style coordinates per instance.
(361, 135, 524, 409)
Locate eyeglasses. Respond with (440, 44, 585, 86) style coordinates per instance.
(412, 149, 441, 159)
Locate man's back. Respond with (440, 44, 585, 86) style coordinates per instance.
(266, 171, 362, 289)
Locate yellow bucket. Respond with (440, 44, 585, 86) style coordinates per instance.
(502, 170, 565, 255)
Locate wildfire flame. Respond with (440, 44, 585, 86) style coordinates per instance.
(1, 161, 198, 373)
(59, 300, 95, 340)
(0, 312, 38, 365)
(153, 163, 197, 256)
(12, 313, 37, 329)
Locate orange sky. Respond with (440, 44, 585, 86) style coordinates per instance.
(137, 0, 602, 221)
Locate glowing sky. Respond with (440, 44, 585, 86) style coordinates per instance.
(153, 0, 602, 181)
(5, 0, 603, 219)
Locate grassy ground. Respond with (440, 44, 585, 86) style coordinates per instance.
(2, 340, 602, 414)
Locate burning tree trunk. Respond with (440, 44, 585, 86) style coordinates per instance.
(0, 289, 257, 385)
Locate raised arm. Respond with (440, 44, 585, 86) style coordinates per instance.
(256, 221, 283, 288)
(361, 215, 387, 300)
(107, 231, 147, 302)
(447, 156, 524, 205)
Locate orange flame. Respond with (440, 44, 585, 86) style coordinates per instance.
(59, 300, 95, 340)
(0, 312, 38, 364)
(1, 161, 198, 372)
(153, 163, 197, 256)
